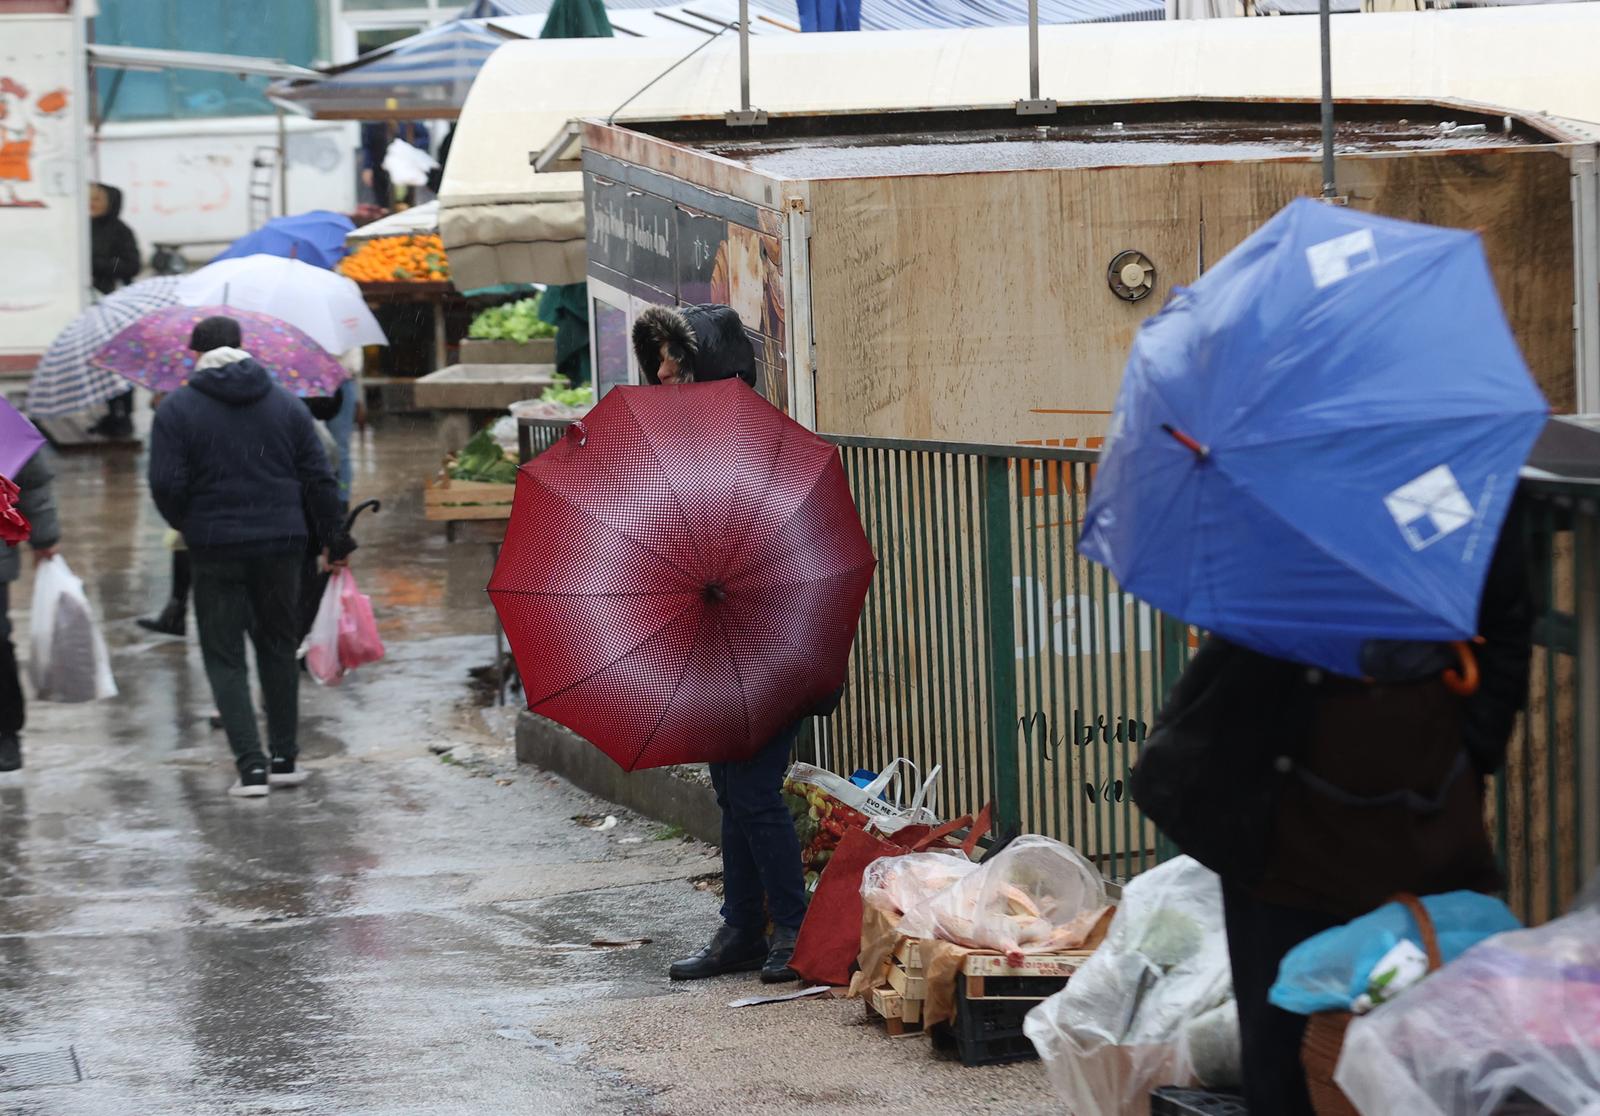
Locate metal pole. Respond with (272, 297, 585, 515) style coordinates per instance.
(1015, 0, 1056, 116)
(1029, 0, 1040, 102)
(277, 107, 289, 216)
(1319, 0, 1336, 198)
(739, 0, 750, 113)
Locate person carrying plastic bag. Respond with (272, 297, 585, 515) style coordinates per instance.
(1, 443, 67, 772)
(147, 315, 356, 799)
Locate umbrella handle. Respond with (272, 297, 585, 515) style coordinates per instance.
(1442, 640, 1480, 697)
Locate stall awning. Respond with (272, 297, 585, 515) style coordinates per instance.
(87, 44, 316, 80)
(268, 19, 515, 120)
(347, 200, 440, 243)
(439, 3, 1600, 289)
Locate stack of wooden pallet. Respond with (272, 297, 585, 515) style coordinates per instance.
(866, 938, 925, 1036)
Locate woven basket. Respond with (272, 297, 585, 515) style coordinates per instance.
(1301, 893, 1442, 1116)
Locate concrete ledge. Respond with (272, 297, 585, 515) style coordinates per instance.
(515, 711, 722, 845)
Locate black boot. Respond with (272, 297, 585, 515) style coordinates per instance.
(760, 925, 800, 984)
(668, 924, 767, 981)
(136, 598, 185, 637)
(0, 733, 20, 772)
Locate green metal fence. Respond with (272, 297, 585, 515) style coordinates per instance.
(1498, 478, 1600, 923)
(810, 435, 1193, 884)
(811, 436, 1597, 919)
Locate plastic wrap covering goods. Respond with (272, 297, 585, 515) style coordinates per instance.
(898, 836, 1108, 962)
(860, 850, 979, 916)
(1024, 855, 1238, 1112)
(1334, 887, 1600, 1116)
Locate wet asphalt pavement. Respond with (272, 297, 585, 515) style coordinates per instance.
(0, 415, 1059, 1116)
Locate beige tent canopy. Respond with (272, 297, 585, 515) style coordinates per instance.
(439, 2, 1600, 289)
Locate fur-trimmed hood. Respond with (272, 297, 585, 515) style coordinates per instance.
(632, 304, 757, 387)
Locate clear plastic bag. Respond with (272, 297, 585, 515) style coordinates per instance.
(1334, 886, 1600, 1116)
(900, 835, 1107, 961)
(28, 556, 116, 703)
(860, 850, 978, 915)
(1024, 855, 1236, 1115)
(1269, 891, 1522, 1016)
(300, 573, 345, 686)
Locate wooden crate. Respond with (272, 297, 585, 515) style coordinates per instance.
(423, 476, 515, 522)
(961, 949, 1094, 1001)
(867, 985, 923, 1037)
(886, 957, 926, 1001)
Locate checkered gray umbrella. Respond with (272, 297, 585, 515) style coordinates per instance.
(27, 277, 180, 417)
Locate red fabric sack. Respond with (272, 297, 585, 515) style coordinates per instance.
(791, 803, 991, 986)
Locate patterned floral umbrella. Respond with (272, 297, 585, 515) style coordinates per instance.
(90, 305, 349, 397)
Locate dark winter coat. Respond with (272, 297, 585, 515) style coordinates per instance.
(0, 448, 60, 584)
(90, 185, 140, 295)
(148, 348, 351, 562)
(1131, 498, 1532, 917)
(632, 304, 756, 387)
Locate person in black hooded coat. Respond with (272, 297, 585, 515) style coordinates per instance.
(631, 303, 757, 389)
(89, 183, 141, 437)
(631, 303, 827, 986)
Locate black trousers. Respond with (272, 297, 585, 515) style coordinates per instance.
(0, 583, 21, 736)
(192, 554, 302, 774)
(1221, 878, 1343, 1116)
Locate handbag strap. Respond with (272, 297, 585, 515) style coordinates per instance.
(908, 813, 973, 851)
(960, 802, 994, 856)
(1390, 892, 1444, 971)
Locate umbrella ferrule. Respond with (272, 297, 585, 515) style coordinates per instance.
(1161, 423, 1210, 460)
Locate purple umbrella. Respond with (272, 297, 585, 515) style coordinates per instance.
(0, 396, 45, 479)
(90, 306, 349, 398)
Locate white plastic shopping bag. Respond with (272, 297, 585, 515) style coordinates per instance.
(382, 138, 437, 188)
(299, 573, 346, 686)
(29, 556, 117, 702)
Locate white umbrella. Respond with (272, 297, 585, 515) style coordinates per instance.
(174, 254, 388, 355)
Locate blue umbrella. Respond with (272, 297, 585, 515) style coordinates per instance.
(212, 210, 354, 271)
(1080, 198, 1547, 676)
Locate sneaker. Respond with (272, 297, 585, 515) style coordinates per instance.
(0, 734, 20, 772)
(268, 757, 310, 787)
(228, 764, 270, 798)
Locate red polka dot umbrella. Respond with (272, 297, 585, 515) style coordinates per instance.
(90, 305, 348, 397)
(489, 379, 877, 771)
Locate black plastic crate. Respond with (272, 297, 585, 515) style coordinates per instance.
(1150, 1087, 1249, 1116)
(936, 982, 1043, 1067)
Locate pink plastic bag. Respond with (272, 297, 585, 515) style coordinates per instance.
(335, 568, 384, 670)
(300, 568, 383, 686)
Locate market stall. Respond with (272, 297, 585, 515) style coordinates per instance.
(578, 98, 1598, 442)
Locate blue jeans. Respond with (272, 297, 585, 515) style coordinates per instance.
(709, 723, 807, 933)
(327, 379, 358, 500)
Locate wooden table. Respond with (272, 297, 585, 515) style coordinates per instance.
(357, 280, 460, 373)
(413, 363, 556, 411)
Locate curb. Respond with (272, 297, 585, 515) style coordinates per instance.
(514, 711, 723, 845)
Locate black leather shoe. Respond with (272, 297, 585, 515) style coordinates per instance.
(668, 924, 767, 981)
(760, 925, 800, 984)
(0, 734, 19, 772)
(136, 599, 185, 637)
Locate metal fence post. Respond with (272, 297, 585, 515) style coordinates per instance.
(1576, 508, 1600, 886)
(980, 455, 1022, 831)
